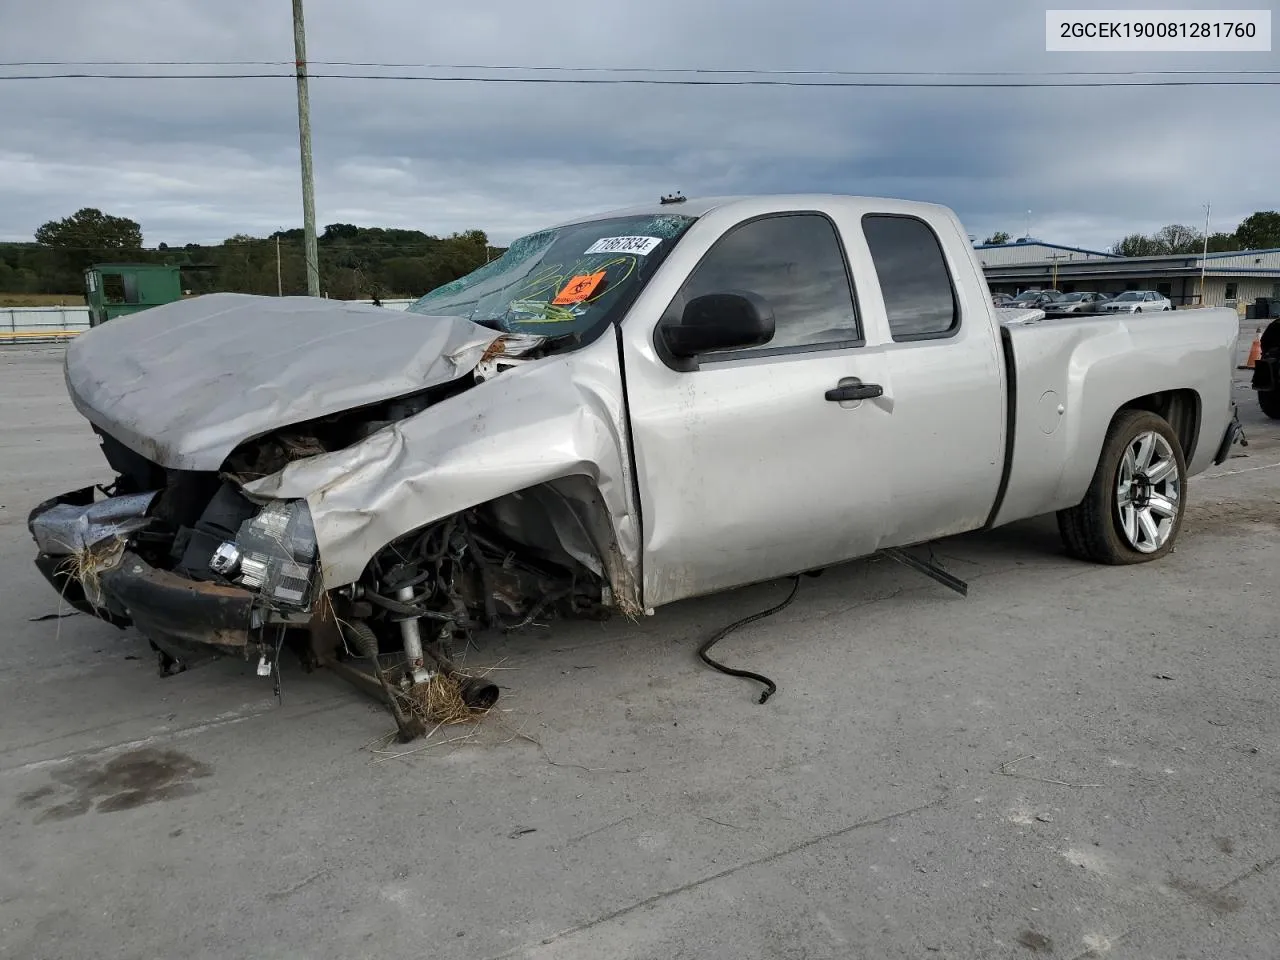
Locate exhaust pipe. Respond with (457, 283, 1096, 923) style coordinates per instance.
(456, 675, 500, 710)
(417, 635, 500, 711)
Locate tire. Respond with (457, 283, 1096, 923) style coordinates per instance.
(1135, 307, 1143, 313)
(1057, 410, 1187, 564)
(1260, 390, 1280, 420)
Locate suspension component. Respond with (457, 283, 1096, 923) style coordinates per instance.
(395, 584, 434, 684)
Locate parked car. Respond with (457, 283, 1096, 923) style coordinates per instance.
(992, 293, 1017, 308)
(28, 194, 1243, 734)
(1045, 291, 1110, 314)
(1101, 290, 1172, 313)
(1009, 289, 1062, 309)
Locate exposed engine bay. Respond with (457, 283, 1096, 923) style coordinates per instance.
(30, 331, 620, 740)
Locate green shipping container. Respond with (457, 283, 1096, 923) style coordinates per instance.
(85, 263, 184, 327)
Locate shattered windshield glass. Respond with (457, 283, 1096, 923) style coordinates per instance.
(407, 214, 697, 339)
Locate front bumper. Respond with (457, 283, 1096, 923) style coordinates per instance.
(29, 487, 263, 663)
(33, 546, 261, 659)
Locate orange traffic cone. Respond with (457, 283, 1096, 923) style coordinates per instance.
(1239, 328, 1262, 370)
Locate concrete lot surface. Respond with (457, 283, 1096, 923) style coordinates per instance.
(1, 333, 1277, 960)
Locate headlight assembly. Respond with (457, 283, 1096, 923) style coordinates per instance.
(210, 499, 318, 608)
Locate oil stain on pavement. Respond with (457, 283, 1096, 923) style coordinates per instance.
(1017, 929, 1053, 953)
(17, 747, 212, 822)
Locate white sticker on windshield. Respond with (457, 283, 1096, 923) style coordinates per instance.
(584, 236, 663, 256)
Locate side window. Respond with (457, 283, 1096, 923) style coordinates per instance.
(674, 213, 860, 354)
(102, 273, 126, 304)
(862, 214, 959, 341)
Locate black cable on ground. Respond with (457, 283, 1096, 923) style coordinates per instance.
(697, 576, 801, 704)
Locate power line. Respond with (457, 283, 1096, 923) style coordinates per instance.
(0, 241, 502, 253)
(3, 72, 1280, 87)
(0, 60, 295, 67)
(2, 59, 1278, 78)
(310, 65, 1280, 77)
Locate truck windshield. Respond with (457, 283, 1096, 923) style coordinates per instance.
(407, 213, 697, 339)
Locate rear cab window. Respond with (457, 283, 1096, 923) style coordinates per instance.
(861, 214, 960, 342)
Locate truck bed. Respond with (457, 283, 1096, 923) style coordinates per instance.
(988, 307, 1239, 529)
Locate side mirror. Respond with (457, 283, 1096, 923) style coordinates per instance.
(657, 292, 775, 365)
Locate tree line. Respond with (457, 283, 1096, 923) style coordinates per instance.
(6, 206, 1279, 301)
(983, 210, 1280, 256)
(0, 207, 502, 300)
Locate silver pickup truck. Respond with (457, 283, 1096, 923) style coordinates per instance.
(29, 194, 1242, 727)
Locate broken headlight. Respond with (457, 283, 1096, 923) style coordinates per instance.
(211, 499, 318, 608)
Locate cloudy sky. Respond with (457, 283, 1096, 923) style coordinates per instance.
(0, 0, 1274, 250)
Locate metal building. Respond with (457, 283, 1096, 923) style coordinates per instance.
(974, 239, 1116, 268)
(983, 246, 1280, 309)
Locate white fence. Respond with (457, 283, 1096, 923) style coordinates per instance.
(0, 298, 416, 344)
(0, 306, 90, 343)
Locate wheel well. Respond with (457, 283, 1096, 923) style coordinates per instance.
(356, 475, 642, 617)
(1117, 389, 1200, 461)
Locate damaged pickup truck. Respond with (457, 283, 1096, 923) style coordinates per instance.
(30, 194, 1243, 737)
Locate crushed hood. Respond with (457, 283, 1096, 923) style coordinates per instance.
(64, 293, 500, 471)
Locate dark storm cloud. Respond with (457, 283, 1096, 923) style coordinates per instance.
(1, 0, 1275, 248)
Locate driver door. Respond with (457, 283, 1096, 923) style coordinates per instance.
(618, 211, 895, 609)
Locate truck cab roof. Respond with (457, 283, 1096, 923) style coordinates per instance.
(550, 194, 958, 230)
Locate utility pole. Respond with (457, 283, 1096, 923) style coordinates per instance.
(1046, 252, 1068, 289)
(1198, 202, 1211, 306)
(292, 0, 320, 297)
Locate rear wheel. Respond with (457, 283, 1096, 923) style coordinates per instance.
(1057, 410, 1186, 564)
(1260, 390, 1280, 420)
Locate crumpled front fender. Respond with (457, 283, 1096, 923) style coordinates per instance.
(243, 331, 642, 609)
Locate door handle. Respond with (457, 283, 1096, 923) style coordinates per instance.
(825, 382, 883, 402)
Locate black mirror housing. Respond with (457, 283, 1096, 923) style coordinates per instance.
(657, 292, 775, 367)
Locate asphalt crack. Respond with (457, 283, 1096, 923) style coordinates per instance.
(482, 790, 952, 959)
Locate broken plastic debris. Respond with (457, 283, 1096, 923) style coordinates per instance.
(480, 333, 548, 362)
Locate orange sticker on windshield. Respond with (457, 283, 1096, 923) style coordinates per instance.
(552, 271, 606, 305)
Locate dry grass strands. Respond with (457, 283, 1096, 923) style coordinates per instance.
(366, 659, 510, 763)
(57, 538, 126, 604)
(403, 672, 485, 725)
